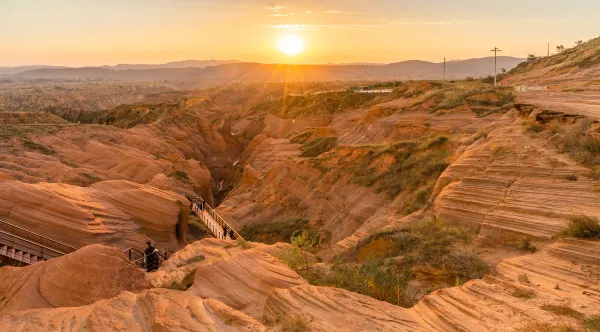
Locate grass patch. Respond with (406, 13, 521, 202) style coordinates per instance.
(169, 170, 190, 182)
(540, 304, 584, 319)
(291, 131, 314, 144)
(516, 237, 537, 253)
(79, 172, 102, 184)
(562, 134, 600, 171)
(20, 138, 55, 154)
(584, 316, 600, 331)
(511, 287, 536, 299)
(300, 136, 338, 157)
(268, 313, 311, 332)
(249, 91, 378, 118)
(344, 135, 452, 212)
(240, 218, 316, 244)
(295, 219, 485, 308)
(523, 120, 545, 133)
(564, 216, 600, 239)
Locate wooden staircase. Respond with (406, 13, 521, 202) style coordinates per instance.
(0, 219, 78, 265)
(191, 200, 244, 241)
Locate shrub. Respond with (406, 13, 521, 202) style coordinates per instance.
(562, 134, 600, 167)
(565, 174, 578, 181)
(300, 137, 338, 157)
(240, 218, 314, 244)
(564, 216, 600, 238)
(511, 287, 535, 299)
(523, 120, 544, 133)
(516, 237, 537, 253)
(584, 316, 600, 331)
(170, 170, 189, 182)
(20, 138, 55, 154)
(540, 304, 584, 319)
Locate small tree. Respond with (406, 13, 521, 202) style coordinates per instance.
(501, 68, 507, 73)
(527, 54, 536, 61)
(556, 45, 565, 53)
(575, 40, 583, 46)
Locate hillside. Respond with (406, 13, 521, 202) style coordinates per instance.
(5, 57, 524, 83)
(501, 36, 600, 88)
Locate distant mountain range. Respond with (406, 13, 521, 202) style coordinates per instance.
(1, 57, 525, 83)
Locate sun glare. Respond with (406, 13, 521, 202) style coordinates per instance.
(277, 34, 305, 56)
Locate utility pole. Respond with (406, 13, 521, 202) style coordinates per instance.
(443, 57, 446, 82)
(491, 46, 502, 87)
(548, 42, 550, 57)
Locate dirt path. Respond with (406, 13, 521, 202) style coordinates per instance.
(517, 91, 600, 121)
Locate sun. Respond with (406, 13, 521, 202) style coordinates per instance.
(277, 34, 305, 56)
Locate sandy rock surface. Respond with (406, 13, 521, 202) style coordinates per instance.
(0, 176, 189, 249)
(0, 288, 266, 332)
(434, 110, 600, 239)
(409, 238, 600, 331)
(187, 248, 307, 320)
(0, 245, 148, 314)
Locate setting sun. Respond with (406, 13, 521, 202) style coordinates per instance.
(277, 34, 305, 56)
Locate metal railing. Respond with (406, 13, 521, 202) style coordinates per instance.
(0, 219, 79, 262)
(123, 247, 172, 270)
(191, 201, 244, 241)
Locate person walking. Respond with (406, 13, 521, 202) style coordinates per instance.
(222, 225, 228, 240)
(144, 241, 155, 272)
(229, 229, 236, 240)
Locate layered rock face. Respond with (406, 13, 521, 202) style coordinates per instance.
(0, 176, 189, 249)
(0, 289, 266, 332)
(410, 239, 600, 331)
(434, 109, 600, 239)
(0, 245, 148, 314)
(1, 237, 599, 331)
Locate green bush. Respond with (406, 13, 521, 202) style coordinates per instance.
(21, 138, 55, 154)
(240, 218, 315, 244)
(564, 216, 600, 238)
(565, 174, 578, 181)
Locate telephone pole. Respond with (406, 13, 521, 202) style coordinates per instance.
(443, 57, 446, 82)
(491, 46, 502, 87)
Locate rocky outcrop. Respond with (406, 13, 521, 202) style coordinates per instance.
(409, 238, 600, 331)
(265, 285, 422, 331)
(434, 110, 600, 239)
(0, 288, 266, 332)
(0, 245, 148, 314)
(187, 248, 307, 320)
(0, 176, 189, 249)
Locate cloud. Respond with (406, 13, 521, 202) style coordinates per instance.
(270, 13, 289, 17)
(324, 10, 343, 14)
(268, 24, 371, 31)
(387, 20, 472, 25)
(268, 24, 321, 31)
(265, 5, 286, 12)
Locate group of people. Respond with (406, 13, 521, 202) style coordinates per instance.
(222, 224, 236, 240)
(183, 194, 237, 241)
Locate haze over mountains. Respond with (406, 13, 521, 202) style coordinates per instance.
(1, 56, 524, 83)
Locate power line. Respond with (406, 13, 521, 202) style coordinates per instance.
(491, 46, 502, 87)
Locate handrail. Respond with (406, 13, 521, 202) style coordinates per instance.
(0, 229, 67, 256)
(191, 201, 244, 241)
(0, 219, 79, 252)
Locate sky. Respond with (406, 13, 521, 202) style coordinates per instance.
(1, 0, 599, 66)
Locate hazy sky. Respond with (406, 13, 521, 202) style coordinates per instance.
(1, 0, 599, 66)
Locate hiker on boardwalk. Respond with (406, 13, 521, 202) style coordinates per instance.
(222, 225, 228, 239)
(229, 229, 236, 240)
(144, 241, 155, 272)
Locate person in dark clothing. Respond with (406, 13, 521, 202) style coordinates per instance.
(222, 225, 228, 239)
(144, 241, 155, 272)
(150, 249, 160, 272)
(229, 229, 236, 240)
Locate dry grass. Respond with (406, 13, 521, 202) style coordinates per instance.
(564, 216, 600, 239)
(511, 287, 536, 299)
(540, 304, 584, 319)
(300, 137, 338, 157)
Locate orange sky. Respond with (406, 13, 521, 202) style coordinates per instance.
(1, 0, 599, 66)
